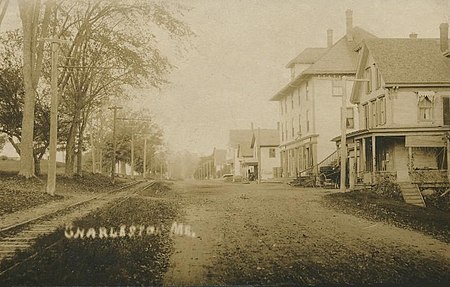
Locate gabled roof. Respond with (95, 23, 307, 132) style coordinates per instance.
(351, 38, 450, 103)
(270, 27, 377, 101)
(285, 48, 328, 68)
(250, 129, 280, 148)
(302, 27, 376, 75)
(367, 38, 450, 85)
(229, 130, 254, 157)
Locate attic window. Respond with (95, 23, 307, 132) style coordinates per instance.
(332, 79, 343, 96)
(418, 92, 434, 121)
(365, 67, 372, 94)
(375, 66, 382, 90)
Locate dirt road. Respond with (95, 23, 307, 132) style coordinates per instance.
(163, 180, 450, 286)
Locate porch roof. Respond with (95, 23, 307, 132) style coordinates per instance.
(332, 127, 450, 143)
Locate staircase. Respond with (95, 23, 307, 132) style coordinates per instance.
(398, 182, 426, 207)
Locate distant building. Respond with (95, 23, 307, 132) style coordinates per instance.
(194, 148, 228, 179)
(225, 128, 280, 180)
(250, 129, 281, 180)
(340, 23, 450, 188)
(270, 10, 375, 178)
(226, 129, 255, 178)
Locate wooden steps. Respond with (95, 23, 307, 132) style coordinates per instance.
(398, 182, 426, 207)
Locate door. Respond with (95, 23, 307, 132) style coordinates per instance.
(395, 146, 409, 182)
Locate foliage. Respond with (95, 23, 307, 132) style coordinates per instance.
(423, 188, 450, 212)
(0, 30, 54, 174)
(371, 179, 402, 200)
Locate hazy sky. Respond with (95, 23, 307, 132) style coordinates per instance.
(141, 0, 449, 155)
(1, 0, 449, 157)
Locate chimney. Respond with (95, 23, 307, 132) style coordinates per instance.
(345, 9, 353, 41)
(327, 29, 333, 48)
(409, 32, 418, 39)
(251, 122, 254, 131)
(440, 22, 449, 53)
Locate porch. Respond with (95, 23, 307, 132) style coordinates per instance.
(349, 134, 450, 186)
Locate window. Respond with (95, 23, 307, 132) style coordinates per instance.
(306, 110, 310, 132)
(371, 100, 377, 127)
(284, 97, 287, 114)
(305, 81, 309, 101)
(291, 95, 294, 109)
(291, 118, 295, 138)
(332, 80, 343, 97)
(418, 95, 433, 121)
(376, 66, 382, 90)
(269, 148, 276, 158)
(378, 96, 386, 125)
(298, 114, 302, 136)
(280, 102, 283, 115)
(443, 97, 450, 125)
(346, 107, 354, 129)
(285, 121, 288, 140)
(281, 123, 284, 141)
(298, 87, 301, 106)
(363, 103, 369, 129)
(365, 67, 372, 94)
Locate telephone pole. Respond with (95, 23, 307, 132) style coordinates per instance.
(340, 77, 348, 192)
(109, 106, 122, 184)
(45, 40, 60, 196)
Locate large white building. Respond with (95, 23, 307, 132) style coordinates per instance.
(270, 10, 375, 178)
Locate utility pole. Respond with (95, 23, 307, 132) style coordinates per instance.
(338, 76, 370, 192)
(117, 118, 152, 178)
(143, 136, 147, 178)
(109, 106, 122, 184)
(340, 77, 348, 192)
(257, 127, 261, 184)
(45, 40, 60, 196)
(131, 130, 134, 179)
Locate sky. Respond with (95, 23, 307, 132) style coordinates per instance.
(139, 0, 449, 156)
(1, 0, 449, 157)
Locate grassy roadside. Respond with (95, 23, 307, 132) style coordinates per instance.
(0, 190, 180, 285)
(323, 190, 450, 242)
(0, 171, 119, 217)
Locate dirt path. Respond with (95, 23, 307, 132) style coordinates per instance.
(164, 180, 450, 286)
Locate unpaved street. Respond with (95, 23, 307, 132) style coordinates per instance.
(164, 180, 450, 286)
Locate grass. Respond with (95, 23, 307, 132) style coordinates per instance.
(0, 159, 120, 217)
(323, 190, 450, 242)
(0, 195, 179, 285)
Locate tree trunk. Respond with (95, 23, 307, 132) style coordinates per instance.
(76, 138, 83, 176)
(65, 123, 77, 177)
(65, 109, 81, 177)
(17, 1, 37, 178)
(34, 154, 41, 176)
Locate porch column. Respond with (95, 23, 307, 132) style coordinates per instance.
(312, 143, 318, 175)
(349, 143, 355, 190)
(372, 135, 376, 182)
(361, 138, 366, 173)
(447, 136, 450, 183)
(408, 147, 413, 172)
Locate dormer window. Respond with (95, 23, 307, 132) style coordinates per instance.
(365, 67, 372, 94)
(418, 92, 434, 121)
(305, 81, 309, 101)
(375, 65, 382, 90)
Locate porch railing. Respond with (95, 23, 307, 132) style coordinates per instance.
(410, 169, 448, 184)
(356, 171, 397, 185)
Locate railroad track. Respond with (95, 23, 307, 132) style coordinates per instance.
(0, 180, 156, 274)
